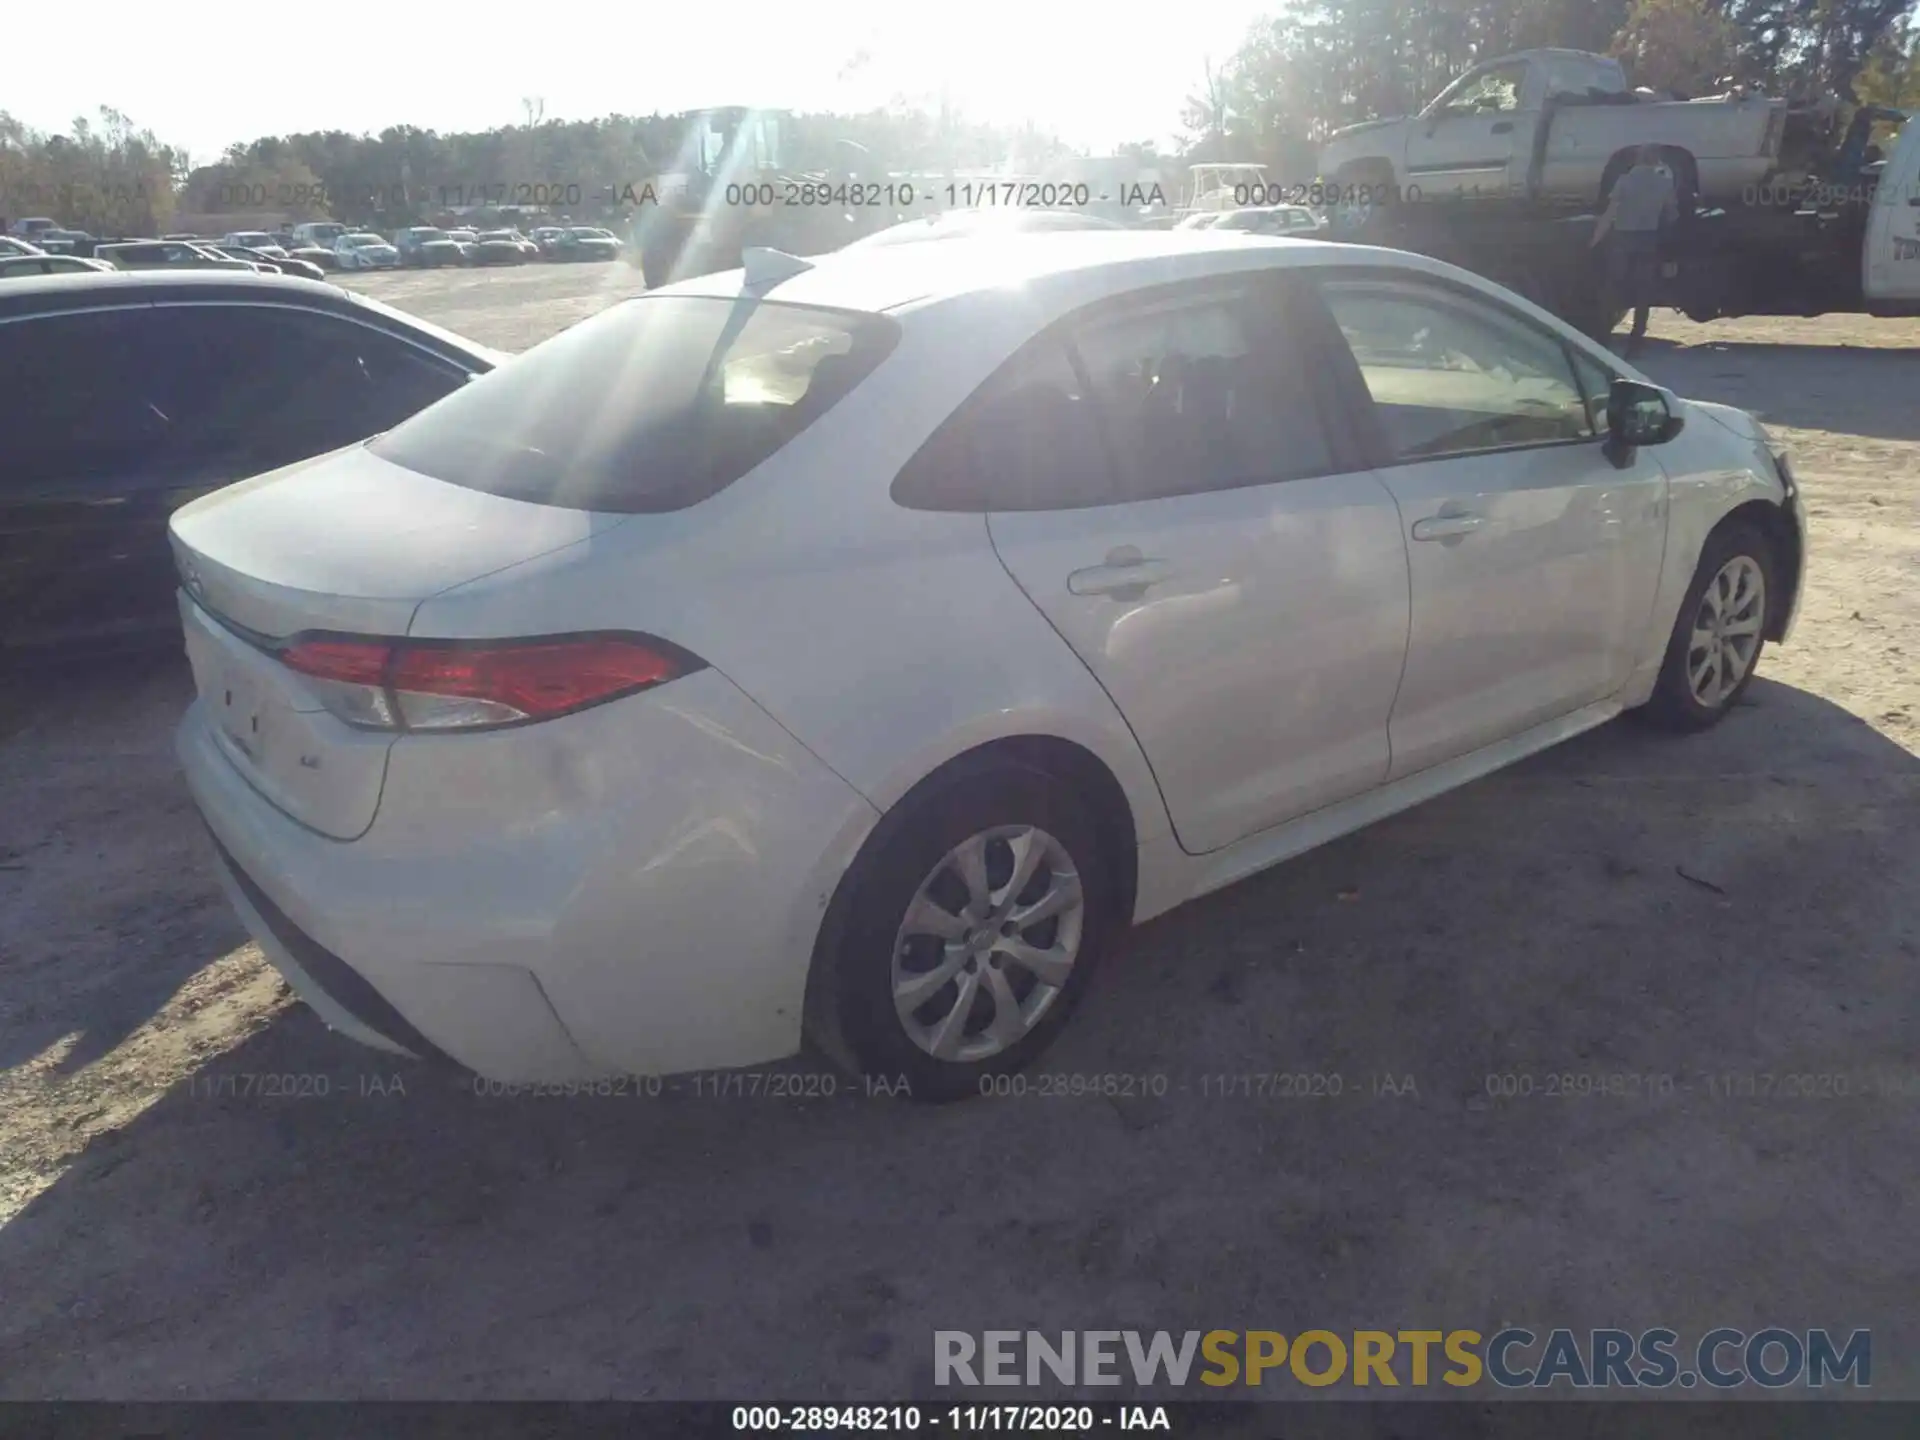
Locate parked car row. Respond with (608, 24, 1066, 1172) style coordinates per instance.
(1175, 205, 1326, 235)
(90, 239, 333, 280)
(389, 223, 623, 265)
(310, 223, 622, 269)
(7, 216, 629, 277)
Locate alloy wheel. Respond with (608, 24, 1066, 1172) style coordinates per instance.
(1687, 554, 1766, 708)
(890, 825, 1084, 1063)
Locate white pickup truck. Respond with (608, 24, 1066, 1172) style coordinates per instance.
(1318, 47, 1787, 208)
(1320, 102, 1920, 334)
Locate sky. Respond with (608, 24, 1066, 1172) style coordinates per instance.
(6, 0, 1272, 162)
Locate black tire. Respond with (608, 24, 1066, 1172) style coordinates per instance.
(1597, 153, 1634, 212)
(1327, 165, 1399, 242)
(806, 758, 1118, 1103)
(1634, 520, 1775, 731)
(1660, 147, 1701, 219)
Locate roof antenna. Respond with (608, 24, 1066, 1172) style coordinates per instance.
(741, 247, 815, 287)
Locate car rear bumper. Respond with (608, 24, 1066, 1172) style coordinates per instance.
(178, 667, 881, 1082)
(207, 831, 452, 1064)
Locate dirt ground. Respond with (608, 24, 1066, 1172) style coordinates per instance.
(2, 263, 1917, 1400)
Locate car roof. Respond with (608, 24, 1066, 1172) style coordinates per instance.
(0, 269, 505, 363)
(658, 229, 1401, 316)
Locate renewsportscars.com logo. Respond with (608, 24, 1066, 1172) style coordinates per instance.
(934, 1328, 1871, 1390)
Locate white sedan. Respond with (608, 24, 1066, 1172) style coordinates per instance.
(171, 232, 1805, 1100)
(333, 232, 400, 270)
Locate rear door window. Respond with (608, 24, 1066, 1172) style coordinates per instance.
(891, 276, 1344, 513)
(0, 303, 470, 494)
(369, 295, 900, 512)
(890, 340, 1120, 512)
(145, 303, 471, 480)
(1068, 278, 1337, 500)
(0, 308, 175, 493)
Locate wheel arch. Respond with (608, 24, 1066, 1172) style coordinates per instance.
(1715, 497, 1801, 642)
(855, 732, 1143, 928)
(1333, 157, 1399, 188)
(1621, 464, 1800, 711)
(1600, 144, 1700, 207)
(798, 730, 1147, 1073)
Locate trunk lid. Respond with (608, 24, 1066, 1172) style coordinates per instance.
(169, 444, 629, 839)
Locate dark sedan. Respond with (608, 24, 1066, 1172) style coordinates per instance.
(467, 230, 529, 265)
(394, 226, 466, 267)
(95, 241, 261, 272)
(218, 245, 330, 281)
(32, 230, 98, 256)
(550, 226, 623, 261)
(0, 271, 503, 650)
(284, 243, 340, 271)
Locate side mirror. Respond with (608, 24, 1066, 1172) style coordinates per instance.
(1606, 377, 1684, 449)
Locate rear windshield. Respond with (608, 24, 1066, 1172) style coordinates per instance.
(369, 295, 899, 512)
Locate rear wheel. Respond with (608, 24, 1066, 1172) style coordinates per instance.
(808, 761, 1117, 1102)
(1327, 164, 1399, 241)
(1635, 521, 1774, 731)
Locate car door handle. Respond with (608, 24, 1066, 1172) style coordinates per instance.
(1411, 513, 1486, 541)
(1067, 552, 1173, 596)
(1490, 121, 1514, 133)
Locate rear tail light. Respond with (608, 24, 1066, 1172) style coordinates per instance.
(279, 634, 701, 732)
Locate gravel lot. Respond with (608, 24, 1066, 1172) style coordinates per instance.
(2, 261, 1917, 1400)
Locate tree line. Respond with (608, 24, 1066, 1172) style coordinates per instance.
(3, 0, 1917, 238)
(0, 104, 1079, 238)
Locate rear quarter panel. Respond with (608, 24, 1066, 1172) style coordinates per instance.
(404, 298, 1176, 851)
(1544, 98, 1779, 196)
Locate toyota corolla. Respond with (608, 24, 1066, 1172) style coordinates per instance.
(171, 232, 1805, 1100)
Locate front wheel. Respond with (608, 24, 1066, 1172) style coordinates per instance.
(1634, 521, 1774, 731)
(809, 762, 1117, 1102)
